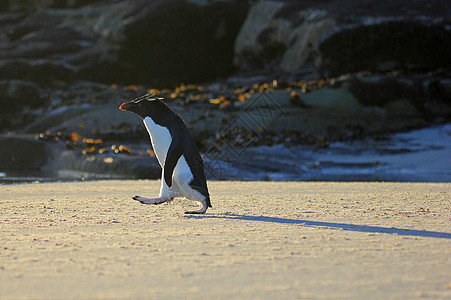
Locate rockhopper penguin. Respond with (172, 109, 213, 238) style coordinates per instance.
(119, 93, 211, 214)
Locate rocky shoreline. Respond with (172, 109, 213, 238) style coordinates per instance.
(1, 75, 449, 181)
(1, 0, 450, 181)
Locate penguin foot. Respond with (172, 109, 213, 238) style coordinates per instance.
(184, 203, 208, 214)
(184, 210, 206, 214)
(132, 196, 170, 205)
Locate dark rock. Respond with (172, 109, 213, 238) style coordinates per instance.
(348, 77, 416, 107)
(318, 21, 451, 77)
(0, 135, 54, 171)
(0, 79, 46, 129)
(348, 75, 451, 121)
(0, 0, 249, 86)
(111, 0, 249, 85)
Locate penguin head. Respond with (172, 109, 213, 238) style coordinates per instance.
(119, 93, 166, 119)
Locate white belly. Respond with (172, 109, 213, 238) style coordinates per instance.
(143, 116, 171, 167)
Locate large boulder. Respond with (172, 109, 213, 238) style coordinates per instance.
(318, 21, 451, 77)
(233, 0, 451, 76)
(114, 0, 249, 85)
(234, 2, 336, 72)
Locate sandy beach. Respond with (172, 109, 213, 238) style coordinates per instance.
(0, 180, 450, 299)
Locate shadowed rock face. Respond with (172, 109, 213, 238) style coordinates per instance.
(0, 0, 249, 86)
(233, 0, 451, 75)
(116, 1, 248, 86)
(318, 21, 451, 77)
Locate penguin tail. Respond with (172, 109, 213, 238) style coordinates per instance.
(206, 196, 212, 208)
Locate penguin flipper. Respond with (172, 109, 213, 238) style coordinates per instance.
(163, 138, 183, 188)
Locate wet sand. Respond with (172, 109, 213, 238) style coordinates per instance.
(1, 180, 450, 299)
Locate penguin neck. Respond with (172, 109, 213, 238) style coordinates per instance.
(140, 101, 175, 125)
(142, 116, 166, 134)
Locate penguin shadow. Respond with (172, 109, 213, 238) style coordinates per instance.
(185, 213, 451, 239)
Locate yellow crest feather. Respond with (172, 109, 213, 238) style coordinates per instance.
(132, 93, 163, 104)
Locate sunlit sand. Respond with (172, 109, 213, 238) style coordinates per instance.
(1, 181, 450, 299)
